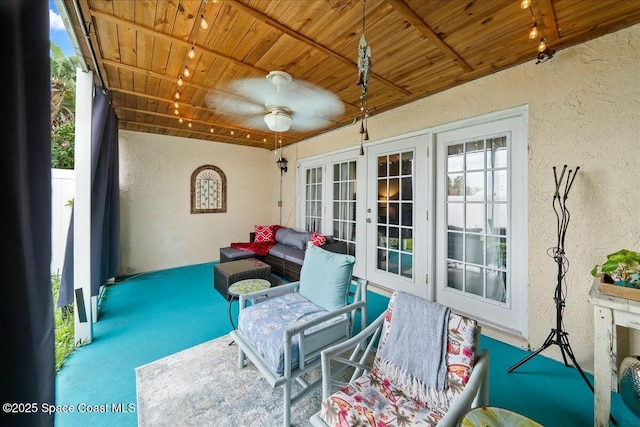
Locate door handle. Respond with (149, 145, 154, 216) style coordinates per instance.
(366, 218, 371, 223)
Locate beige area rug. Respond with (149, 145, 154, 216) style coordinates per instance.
(135, 335, 329, 427)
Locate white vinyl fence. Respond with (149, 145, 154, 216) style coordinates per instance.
(51, 168, 74, 276)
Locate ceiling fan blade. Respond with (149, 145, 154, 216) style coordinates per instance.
(227, 72, 345, 132)
(204, 91, 264, 116)
(285, 82, 345, 119)
(289, 114, 336, 131)
(230, 78, 277, 104)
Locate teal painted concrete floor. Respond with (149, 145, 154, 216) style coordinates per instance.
(55, 262, 639, 426)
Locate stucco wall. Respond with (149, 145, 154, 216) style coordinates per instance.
(118, 131, 277, 276)
(281, 25, 640, 371)
(117, 25, 639, 371)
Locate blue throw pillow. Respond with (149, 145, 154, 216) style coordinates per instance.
(299, 244, 355, 311)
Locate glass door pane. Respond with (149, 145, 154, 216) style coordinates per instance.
(445, 136, 508, 303)
(332, 160, 357, 256)
(304, 166, 323, 232)
(375, 150, 414, 279)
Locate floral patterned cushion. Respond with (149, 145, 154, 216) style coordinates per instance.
(319, 293, 478, 427)
(237, 292, 346, 374)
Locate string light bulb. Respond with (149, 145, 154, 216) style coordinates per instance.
(188, 46, 195, 59)
(521, 0, 531, 9)
(538, 37, 547, 52)
(174, 109, 179, 115)
(174, 101, 179, 109)
(174, 91, 181, 100)
(210, 127, 214, 133)
(529, 23, 538, 39)
(177, 75, 183, 87)
(183, 66, 190, 78)
(230, 130, 234, 135)
(188, 122, 192, 128)
(200, 15, 208, 30)
(179, 117, 184, 123)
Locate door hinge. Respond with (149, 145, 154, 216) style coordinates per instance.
(425, 274, 429, 285)
(426, 211, 429, 221)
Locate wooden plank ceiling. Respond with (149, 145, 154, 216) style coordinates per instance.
(60, 0, 640, 150)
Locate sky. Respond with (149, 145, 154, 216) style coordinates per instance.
(49, 0, 76, 57)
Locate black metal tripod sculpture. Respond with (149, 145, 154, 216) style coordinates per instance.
(507, 165, 594, 385)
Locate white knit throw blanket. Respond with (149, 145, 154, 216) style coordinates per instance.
(377, 291, 450, 406)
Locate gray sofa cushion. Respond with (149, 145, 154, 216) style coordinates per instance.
(268, 243, 305, 265)
(280, 229, 311, 250)
(274, 227, 291, 244)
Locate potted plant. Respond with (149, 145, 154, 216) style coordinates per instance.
(591, 249, 640, 287)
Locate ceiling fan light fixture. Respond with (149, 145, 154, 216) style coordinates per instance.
(264, 111, 293, 132)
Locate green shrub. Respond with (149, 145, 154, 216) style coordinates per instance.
(51, 273, 76, 371)
(51, 122, 75, 170)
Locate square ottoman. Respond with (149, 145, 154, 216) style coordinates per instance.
(214, 258, 271, 300)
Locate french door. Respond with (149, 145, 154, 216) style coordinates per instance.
(434, 111, 527, 334)
(298, 136, 428, 297)
(324, 150, 367, 278)
(365, 135, 429, 298)
(298, 108, 527, 334)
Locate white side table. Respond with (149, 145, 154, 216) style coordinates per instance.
(588, 277, 640, 426)
(227, 278, 271, 329)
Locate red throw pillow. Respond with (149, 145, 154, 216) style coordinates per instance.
(309, 231, 327, 247)
(254, 225, 278, 243)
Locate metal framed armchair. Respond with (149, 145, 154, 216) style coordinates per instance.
(310, 290, 489, 427)
(229, 244, 367, 427)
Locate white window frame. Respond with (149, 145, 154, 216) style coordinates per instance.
(432, 106, 528, 337)
(297, 159, 325, 233)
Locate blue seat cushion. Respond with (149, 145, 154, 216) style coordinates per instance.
(237, 292, 345, 374)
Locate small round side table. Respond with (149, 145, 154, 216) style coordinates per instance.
(460, 406, 543, 427)
(227, 278, 271, 330)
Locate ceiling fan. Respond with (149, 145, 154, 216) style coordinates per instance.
(205, 71, 345, 133)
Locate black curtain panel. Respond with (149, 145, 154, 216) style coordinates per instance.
(0, 0, 55, 426)
(58, 88, 120, 308)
